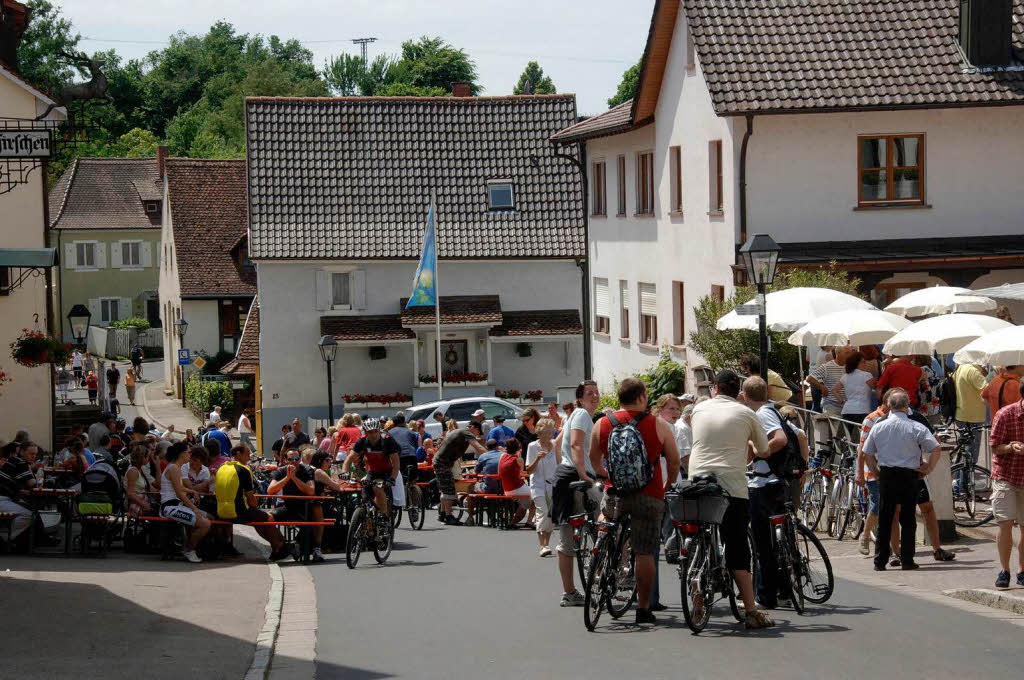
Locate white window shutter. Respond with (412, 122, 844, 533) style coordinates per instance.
(111, 241, 123, 269)
(88, 298, 101, 322)
(594, 278, 610, 317)
(619, 281, 629, 309)
(353, 270, 367, 309)
(314, 270, 331, 311)
(95, 242, 106, 269)
(639, 283, 657, 315)
(121, 297, 133, 319)
(141, 241, 153, 267)
(64, 242, 75, 270)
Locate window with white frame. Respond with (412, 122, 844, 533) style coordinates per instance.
(121, 241, 141, 267)
(619, 279, 630, 339)
(639, 282, 657, 345)
(594, 277, 610, 334)
(100, 298, 121, 324)
(487, 181, 515, 210)
(76, 242, 95, 268)
(635, 151, 654, 215)
(331, 272, 352, 309)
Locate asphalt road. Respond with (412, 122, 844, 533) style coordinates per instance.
(63, 357, 162, 424)
(313, 520, 1021, 680)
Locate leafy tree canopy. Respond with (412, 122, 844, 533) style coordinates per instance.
(687, 264, 864, 380)
(513, 61, 556, 95)
(324, 36, 479, 98)
(607, 57, 642, 108)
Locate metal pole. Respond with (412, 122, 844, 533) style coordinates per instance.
(433, 192, 443, 401)
(180, 364, 186, 408)
(757, 282, 768, 382)
(326, 359, 334, 425)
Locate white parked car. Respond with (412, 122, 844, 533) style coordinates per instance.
(405, 397, 523, 440)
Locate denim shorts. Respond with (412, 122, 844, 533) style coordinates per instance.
(866, 479, 880, 515)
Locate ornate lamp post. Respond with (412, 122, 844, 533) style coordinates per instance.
(317, 335, 338, 425)
(66, 304, 91, 349)
(175, 317, 189, 408)
(739, 233, 781, 382)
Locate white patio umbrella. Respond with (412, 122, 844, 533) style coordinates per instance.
(884, 285, 997, 317)
(953, 325, 1024, 367)
(788, 309, 911, 348)
(883, 314, 1013, 356)
(716, 287, 876, 332)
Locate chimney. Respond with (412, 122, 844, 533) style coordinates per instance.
(156, 145, 168, 180)
(451, 81, 472, 97)
(959, 0, 1014, 67)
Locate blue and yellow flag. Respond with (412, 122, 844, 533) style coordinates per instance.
(406, 201, 437, 308)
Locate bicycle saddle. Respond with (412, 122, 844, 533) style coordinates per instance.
(690, 472, 718, 485)
(569, 481, 592, 491)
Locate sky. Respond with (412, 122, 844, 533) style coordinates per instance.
(53, 0, 656, 115)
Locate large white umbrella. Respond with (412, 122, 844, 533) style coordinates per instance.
(885, 286, 996, 317)
(883, 314, 1013, 356)
(716, 287, 875, 332)
(954, 325, 1024, 367)
(788, 309, 912, 348)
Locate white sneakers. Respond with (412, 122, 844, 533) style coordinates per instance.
(184, 550, 202, 563)
(539, 546, 553, 558)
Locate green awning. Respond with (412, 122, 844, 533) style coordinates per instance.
(0, 248, 58, 267)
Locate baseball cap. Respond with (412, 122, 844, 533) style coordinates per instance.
(472, 409, 485, 417)
(679, 393, 696, 403)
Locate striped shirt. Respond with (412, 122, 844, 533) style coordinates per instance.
(811, 361, 847, 408)
(0, 454, 33, 499)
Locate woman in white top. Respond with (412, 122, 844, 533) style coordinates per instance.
(124, 444, 155, 515)
(159, 444, 211, 563)
(525, 417, 558, 557)
(839, 351, 877, 436)
(238, 408, 256, 453)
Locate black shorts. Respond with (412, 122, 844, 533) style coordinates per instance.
(272, 506, 305, 522)
(231, 507, 270, 524)
(721, 497, 752, 572)
(362, 472, 393, 502)
(916, 478, 931, 505)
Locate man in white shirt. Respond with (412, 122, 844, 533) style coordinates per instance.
(688, 370, 774, 629)
(209, 406, 223, 425)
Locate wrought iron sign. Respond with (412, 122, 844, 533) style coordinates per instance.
(0, 118, 56, 195)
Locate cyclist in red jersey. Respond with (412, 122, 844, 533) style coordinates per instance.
(342, 418, 400, 515)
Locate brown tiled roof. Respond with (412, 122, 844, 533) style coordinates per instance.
(49, 158, 161, 230)
(321, 315, 415, 342)
(399, 295, 502, 326)
(245, 95, 584, 260)
(489, 310, 583, 337)
(684, 0, 1024, 115)
(165, 158, 256, 298)
(550, 100, 637, 143)
(236, 297, 259, 361)
(220, 360, 256, 376)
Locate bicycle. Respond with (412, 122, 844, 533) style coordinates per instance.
(345, 478, 396, 568)
(670, 476, 743, 634)
(568, 479, 602, 585)
(800, 446, 834, 532)
(751, 479, 834, 612)
(831, 449, 866, 541)
(582, 488, 637, 631)
(944, 424, 994, 527)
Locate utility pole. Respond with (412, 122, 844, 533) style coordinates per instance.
(351, 37, 377, 62)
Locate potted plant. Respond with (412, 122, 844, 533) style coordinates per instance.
(10, 329, 73, 368)
(526, 389, 543, 402)
(418, 374, 438, 386)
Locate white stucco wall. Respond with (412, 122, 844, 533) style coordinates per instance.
(257, 258, 584, 451)
(588, 7, 738, 392)
(183, 300, 221, 358)
(158, 181, 182, 392)
(490, 340, 581, 393)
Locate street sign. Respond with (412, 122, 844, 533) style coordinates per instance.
(735, 303, 759, 316)
(178, 348, 191, 365)
(193, 356, 207, 370)
(0, 130, 53, 158)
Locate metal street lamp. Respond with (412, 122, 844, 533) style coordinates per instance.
(176, 317, 189, 408)
(318, 334, 338, 425)
(66, 304, 91, 348)
(739, 233, 781, 382)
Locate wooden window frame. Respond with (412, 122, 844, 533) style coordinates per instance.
(640, 313, 657, 346)
(709, 140, 723, 213)
(669, 145, 683, 213)
(619, 279, 630, 340)
(594, 277, 611, 335)
(591, 160, 607, 216)
(331, 271, 352, 310)
(711, 284, 725, 302)
(672, 281, 685, 345)
(872, 281, 926, 306)
(857, 133, 925, 207)
(635, 151, 655, 216)
(616, 154, 627, 216)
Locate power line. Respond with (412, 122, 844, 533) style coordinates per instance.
(350, 37, 376, 62)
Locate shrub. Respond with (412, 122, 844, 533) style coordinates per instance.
(110, 317, 151, 331)
(185, 373, 234, 418)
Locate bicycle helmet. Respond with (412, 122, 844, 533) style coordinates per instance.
(362, 417, 382, 432)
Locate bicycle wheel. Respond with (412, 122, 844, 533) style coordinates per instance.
(583, 533, 610, 631)
(779, 526, 805, 615)
(574, 522, 597, 586)
(847, 487, 865, 540)
(681, 532, 712, 634)
(834, 478, 852, 541)
(955, 465, 994, 527)
(825, 476, 841, 537)
(801, 475, 825, 531)
(407, 485, 426, 530)
(608, 531, 637, 619)
(391, 504, 403, 529)
(794, 524, 834, 603)
(373, 511, 394, 564)
(346, 508, 366, 569)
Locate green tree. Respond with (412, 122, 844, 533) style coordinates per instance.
(107, 128, 160, 156)
(607, 57, 642, 107)
(513, 61, 556, 95)
(687, 264, 863, 380)
(324, 53, 365, 95)
(15, 0, 80, 96)
(394, 36, 479, 94)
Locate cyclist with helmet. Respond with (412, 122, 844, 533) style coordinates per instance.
(342, 418, 401, 515)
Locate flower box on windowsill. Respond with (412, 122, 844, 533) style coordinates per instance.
(418, 381, 439, 388)
(466, 380, 489, 386)
(345, 401, 366, 409)
(366, 401, 383, 408)
(389, 401, 412, 408)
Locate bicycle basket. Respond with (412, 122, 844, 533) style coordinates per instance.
(666, 491, 728, 524)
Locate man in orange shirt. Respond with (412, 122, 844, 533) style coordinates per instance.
(983, 367, 1023, 418)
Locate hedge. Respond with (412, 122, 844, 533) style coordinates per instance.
(185, 373, 233, 420)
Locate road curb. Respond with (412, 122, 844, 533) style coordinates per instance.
(137, 377, 166, 432)
(944, 588, 1024, 615)
(245, 562, 284, 680)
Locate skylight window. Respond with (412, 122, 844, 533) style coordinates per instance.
(487, 181, 515, 210)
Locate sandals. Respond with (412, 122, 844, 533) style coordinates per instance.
(934, 548, 956, 562)
(743, 609, 775, 629)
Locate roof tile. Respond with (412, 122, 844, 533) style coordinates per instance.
(399, 295, 502, 326)
(49, 158, 161, 230)
(489, 310, 583, 337)
(320, 315, 415, 342)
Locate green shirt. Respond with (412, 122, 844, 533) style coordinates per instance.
(954, 364, 987, 424)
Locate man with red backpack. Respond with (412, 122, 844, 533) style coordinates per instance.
(591, 377, 680, 625)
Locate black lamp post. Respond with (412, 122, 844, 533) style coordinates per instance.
(318, 335, 338, 425)
(175, 317, 189, 408)
(739, 233, 781, 382)
(66, 304, 91, 349)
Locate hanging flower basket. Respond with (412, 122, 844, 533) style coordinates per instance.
(10, 329, 73, 368)
(0, 369, 10, 393)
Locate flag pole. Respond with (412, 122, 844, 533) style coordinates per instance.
(433, 192, 443, 401)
